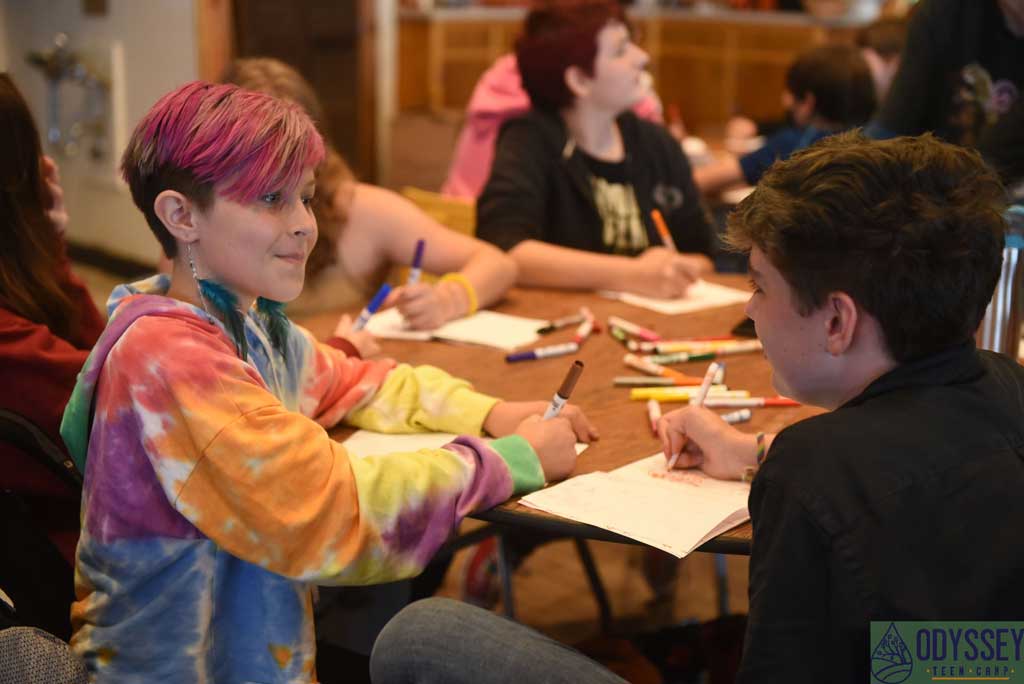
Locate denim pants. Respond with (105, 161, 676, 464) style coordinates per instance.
(370, 598, 627, 684)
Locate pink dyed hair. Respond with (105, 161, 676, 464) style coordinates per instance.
(121, 80, 325, 257)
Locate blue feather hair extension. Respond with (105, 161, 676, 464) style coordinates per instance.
(257, 297, 290, 357)
(197, 278, 248, 359)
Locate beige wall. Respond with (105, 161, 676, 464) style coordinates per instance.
(2, 0, 200, 265)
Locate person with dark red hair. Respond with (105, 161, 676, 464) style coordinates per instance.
(476, 1, 715, 300)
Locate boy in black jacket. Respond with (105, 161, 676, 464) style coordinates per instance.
(373, 132, 1024, 684)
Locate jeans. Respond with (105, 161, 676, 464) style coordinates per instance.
(370, 598, 627, 684)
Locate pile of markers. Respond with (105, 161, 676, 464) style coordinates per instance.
(605, 315, 799, 434)
(505, 307, 600, 362)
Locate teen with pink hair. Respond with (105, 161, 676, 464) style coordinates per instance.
(222, 58, 517, 336)
(60, 81, 595, 683)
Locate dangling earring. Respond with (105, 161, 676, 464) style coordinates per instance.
(186, 242, 210, 314)
(186, 242, 249, 359)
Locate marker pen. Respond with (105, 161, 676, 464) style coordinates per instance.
(352, 283, 392, 331)
(629, 387, 745, 401)
(720, 408, 752, 424)
(609, 326, 629, 345)
(572, 309, 597, 345)
(650, 339, 763, 355)
(537, 312, 586, 335)
(651, 209, 678, 253)
(407, 239, 426, 285)
(646, 351, 716, 365)
(701, 396, 800, 408)
(506, 342, 580, 363)
(607, 316, 660, 342)
(543, 360, 584, 419)
(646, 399, 662, 434)
(713, 363, 726, 385)
(667, 362, 721, 470)
(623, 353, 702, 384)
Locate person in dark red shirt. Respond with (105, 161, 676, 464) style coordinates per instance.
(0, 72, 105, 638)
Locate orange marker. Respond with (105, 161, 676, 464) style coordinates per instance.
(651, 209, 678, 253)
(623, 353, 703, 385)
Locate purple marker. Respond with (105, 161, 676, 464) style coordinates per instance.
(505, 341, 579, 363)
(352, 283, 392, 331)
(407, 239, 426, 285)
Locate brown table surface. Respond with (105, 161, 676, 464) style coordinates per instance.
(298, 276, 821, 555)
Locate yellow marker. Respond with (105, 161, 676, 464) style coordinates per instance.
(630, 387, 748, 402)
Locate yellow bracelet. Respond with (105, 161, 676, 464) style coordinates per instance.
(439, 272, 479, 315)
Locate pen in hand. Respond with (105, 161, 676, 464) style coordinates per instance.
(651, 208, 678, 253)
(665, 361, 721, 470)
(407, 239, 426, 285)
(543, 360, 585, 420)
(352, 283, 392, 332)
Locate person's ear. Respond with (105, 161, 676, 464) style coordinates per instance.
(153, 190, 201, 244)
(823, 291, 858, 356)
(564, 65, 591, 100)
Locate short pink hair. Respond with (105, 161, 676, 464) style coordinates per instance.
(121, 81, 325, 257)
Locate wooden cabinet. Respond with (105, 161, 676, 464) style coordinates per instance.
(235, 0, 377, 179)
(400, 9, 522, 112)
(399, 7, 858, 133)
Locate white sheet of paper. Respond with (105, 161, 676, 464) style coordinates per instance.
(364, 309, 545, 351)
(599, 280, 750, 315)
(520, 453, 749, 558)
(342, 430, 589, 459)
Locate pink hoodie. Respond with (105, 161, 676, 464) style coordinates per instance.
(442, 54, 664, 199)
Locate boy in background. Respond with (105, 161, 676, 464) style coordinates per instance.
(695, 43, 876, 195)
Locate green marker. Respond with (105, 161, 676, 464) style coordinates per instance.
(648, 351, 715, 365)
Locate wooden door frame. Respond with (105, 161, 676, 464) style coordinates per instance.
(196, 0, 383, 183)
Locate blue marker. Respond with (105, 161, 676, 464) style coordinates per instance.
(505, 341, 579, 363)
(407, 239, 426, 285)
(352, 283, 392, 331)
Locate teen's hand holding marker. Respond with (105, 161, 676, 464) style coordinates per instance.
(331, 282, 391, 357)
(616, 209, 712, 300)
(657, 362, 778, 481)
(382, 238, 490, 330)
(490, 360, 598, 482)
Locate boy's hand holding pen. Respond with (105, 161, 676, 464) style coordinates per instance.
(483, 361, 598, 483)
(656, 404, 766, 482)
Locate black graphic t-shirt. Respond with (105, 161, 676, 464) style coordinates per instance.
(579, 151, 647, 255)
(477, 110, 715, 259)
(873, 0, 1024, 145)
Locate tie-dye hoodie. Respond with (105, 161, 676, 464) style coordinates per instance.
(60, 275, 544, 683)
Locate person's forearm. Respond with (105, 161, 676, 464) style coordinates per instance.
(693, 155, 744, 195)
(508, 240, 635, 291)
(457, 243, 518, 309)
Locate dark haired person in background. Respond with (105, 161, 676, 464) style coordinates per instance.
(868, 0, 1023, 146)
(477, 0, 715, 301)
(0, 72, 105, 639)
(694, 43, 877, 195)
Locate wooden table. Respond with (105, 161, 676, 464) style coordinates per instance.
(299, 277, 820, 556)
